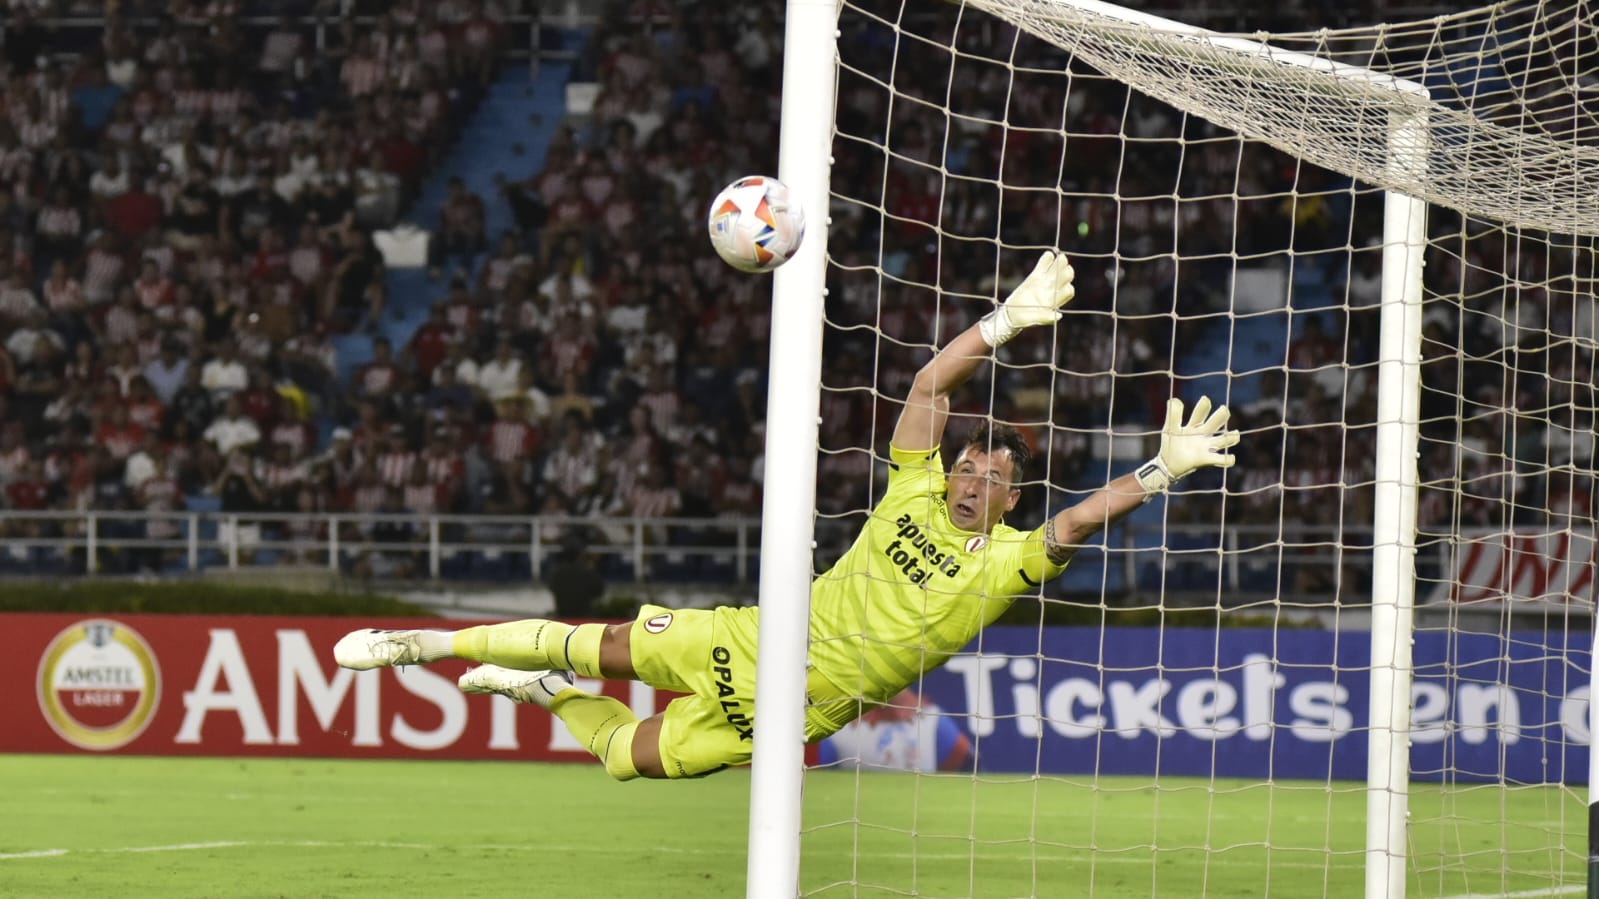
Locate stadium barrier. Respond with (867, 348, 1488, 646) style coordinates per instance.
(0, 510, 764, 582)
(0, 511, 1587, 606)
(9, 613, 1588, 783)
(0, 509, 1379, 592)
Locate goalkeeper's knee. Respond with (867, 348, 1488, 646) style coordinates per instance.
(602, 720, 641, 782)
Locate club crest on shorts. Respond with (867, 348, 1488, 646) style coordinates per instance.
(644, 612, 673, 634)
(36, 618, 161, 751)
(965, 535, 988, 553)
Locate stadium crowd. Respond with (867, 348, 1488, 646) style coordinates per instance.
(0, 1, 524, 572)
(0, 0, 1588, 591)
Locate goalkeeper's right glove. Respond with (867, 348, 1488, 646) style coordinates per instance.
(978, 251, 1076, 347)
(1135, 396, 1240, 496)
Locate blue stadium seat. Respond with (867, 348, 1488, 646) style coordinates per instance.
(184, 495, 222, 514)
(333, 335, 376, 386)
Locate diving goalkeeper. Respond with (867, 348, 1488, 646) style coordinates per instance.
(333, 251, 1240, 780)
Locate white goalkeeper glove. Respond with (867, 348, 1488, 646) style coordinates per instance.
(1134, 396, 1241, 496)
(978, 251, 1076, 347)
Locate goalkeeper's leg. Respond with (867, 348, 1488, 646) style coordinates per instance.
(332, 618, 635, 680)
(457, 665, 666, 780)
(460, 665, 740, 781)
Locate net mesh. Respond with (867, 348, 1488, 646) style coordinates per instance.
(970, 0, 1599, 236)
(800, 0, 1595, 895)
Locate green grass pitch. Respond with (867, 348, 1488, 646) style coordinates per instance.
(0, 755, 1582, 898)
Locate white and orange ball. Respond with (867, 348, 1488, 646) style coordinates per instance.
(706, 175, 805, 273)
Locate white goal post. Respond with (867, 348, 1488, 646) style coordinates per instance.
(751, 0, 1595, 896)
(747, 1, 842, 897)
(1366, 135, 1426, 899)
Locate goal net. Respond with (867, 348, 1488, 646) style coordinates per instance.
(798, 0, 1597, 895)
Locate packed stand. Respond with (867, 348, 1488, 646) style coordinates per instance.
(513, 0, 1589, 594)
(0, 0, 1586, 594)
(0, 2, 512, 573)
(384, 3, 779, 579)
(388, 0, 1585, 594)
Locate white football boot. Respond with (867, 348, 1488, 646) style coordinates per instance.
(333, 628, 429, 670)
(458, 665, 575, 710)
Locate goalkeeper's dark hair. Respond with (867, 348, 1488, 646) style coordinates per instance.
(958, 421, 1030, 486)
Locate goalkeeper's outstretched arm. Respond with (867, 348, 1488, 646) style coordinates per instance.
(1042, 396, 1240, 564)
(892, 252, 1076, 452)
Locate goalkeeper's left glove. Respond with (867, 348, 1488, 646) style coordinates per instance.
(978, 251, 1076, 347)
(1134, 396, 1241, 496)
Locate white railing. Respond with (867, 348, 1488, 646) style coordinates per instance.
(0, 509, 1376, 592)
(0, 510, 758, 582)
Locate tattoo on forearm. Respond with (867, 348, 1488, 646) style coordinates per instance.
(1044, 517, 1072, 564)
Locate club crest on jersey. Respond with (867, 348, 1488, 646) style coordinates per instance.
(644, 612, 673, 634)
(965, 535, 988, 553)
(885, 513, 964, 585)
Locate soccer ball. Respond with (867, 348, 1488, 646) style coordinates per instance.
(706, 175, 805, 273)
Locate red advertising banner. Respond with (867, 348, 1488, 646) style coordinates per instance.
(1430, 529, 1598, 608)
(3, 613, 671, 761)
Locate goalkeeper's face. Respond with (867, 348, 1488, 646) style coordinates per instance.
(946, 448, 1021, 533)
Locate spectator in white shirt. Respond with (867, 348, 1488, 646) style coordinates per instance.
(476, 338, 523, 401)
(41, 259, 86, 314)
(212, 155, 255, 198)
(539, 269, 595, 320)
(204, 396, 263, 456)
(542, 420, 599, 502)
(0, 267, 41, 321)
(259, 17, 305, 73)
(143, 340, 190, 405)
(201, 341, 250, 400)
(5, 310, 63, 364)
(605, 289, 649, 334)
(123, 432, 164, 491)
(82, 232, 127, 305)
(105, 44, 139, 89)
(272, 153, 308, 203)
(629, 462, 682, 545)
(88, 154, 131, 199)
(341, 35, 386, 97)
(514, 366, 551, 426)
(352, 151, 401, 229)
(283, 322, 338, 380)
(436, 338, 480, 388)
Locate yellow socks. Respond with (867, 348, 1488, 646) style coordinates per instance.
(450, 620, 607, 679)
(549, 691, 640, 781)
(448, 620, 640, 780)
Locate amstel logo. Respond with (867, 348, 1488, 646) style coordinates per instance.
(36, 619, 161, 751)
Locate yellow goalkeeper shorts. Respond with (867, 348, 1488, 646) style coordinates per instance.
(627, 604, 863, 779)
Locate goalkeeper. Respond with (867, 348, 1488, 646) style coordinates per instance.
(333, 251, 1240, 780)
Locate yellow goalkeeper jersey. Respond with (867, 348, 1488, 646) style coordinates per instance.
(807, 444, 1068, 706)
